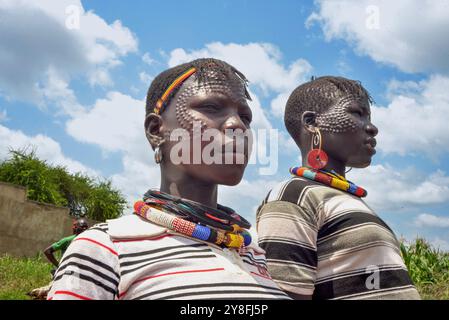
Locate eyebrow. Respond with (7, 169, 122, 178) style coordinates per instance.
(192, 91, 249, 107)
(361, 104, 371, 115)
(352, 101, 371, 115)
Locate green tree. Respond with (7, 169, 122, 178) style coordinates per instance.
(0, 148, 127, 221)
(0, 149, 65, 206)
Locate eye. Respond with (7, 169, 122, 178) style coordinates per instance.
(196, 104, 221, 113)
(351, 109, 363, 117)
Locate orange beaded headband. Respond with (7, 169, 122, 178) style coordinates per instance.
(153, 67, 197, 115)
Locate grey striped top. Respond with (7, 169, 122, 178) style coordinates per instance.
(256, 177, 420, 300)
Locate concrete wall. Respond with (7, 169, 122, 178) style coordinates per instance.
(0, 181, 97, 257)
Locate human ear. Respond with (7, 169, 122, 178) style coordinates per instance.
(144, 113, 164, 150)
(301, 111, 317, 133)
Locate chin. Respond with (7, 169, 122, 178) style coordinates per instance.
(348, 157, 372, 168)
(212, 165, 246, 186)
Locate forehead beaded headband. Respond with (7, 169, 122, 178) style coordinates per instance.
(154, 67, 197, 115)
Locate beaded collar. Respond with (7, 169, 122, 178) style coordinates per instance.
(133, 190, 252, 249)
(290, 166, 367, 197)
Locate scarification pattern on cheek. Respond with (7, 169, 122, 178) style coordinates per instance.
(176, 85, 206, 131)
(175, 71, 247, 131)
(316, 95, 365, 133)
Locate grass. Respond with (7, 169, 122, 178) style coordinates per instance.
(0, 254, 53, 300)
(1, 238, 448, 300)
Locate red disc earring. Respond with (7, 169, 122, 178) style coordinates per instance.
(307, 149, 328, 169)
(306, 128, 328, 170)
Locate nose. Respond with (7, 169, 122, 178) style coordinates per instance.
(222, 114, 247, 132)
(365, 122, 378, 137)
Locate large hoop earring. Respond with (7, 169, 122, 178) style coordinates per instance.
(306, 128, 328, 170)
(154, 140, 165, 164)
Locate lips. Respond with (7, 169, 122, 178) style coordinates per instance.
(365, 137, 376, 148)
(364, 137, 377, 154)
(222, 141, 248, 157)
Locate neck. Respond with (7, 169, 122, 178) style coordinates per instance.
(301, 155, 346, 178)
(160, 166, 218, 208)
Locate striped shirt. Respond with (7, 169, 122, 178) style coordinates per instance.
(256, 177, 420, 300)
(47, 214, 290, 300)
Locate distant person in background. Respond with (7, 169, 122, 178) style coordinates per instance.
(44, 218, 89, 273)
(28, 218, 89, 299)
(257, 76, 420, 300)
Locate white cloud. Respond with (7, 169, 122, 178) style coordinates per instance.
(270, 91, 290, 119)
(142, 52, 155, 66)
(167, 42, 312, 118)
(66, 91, 147, 157)
(246, 89, 270, 131)
(348, 164, 449, 212)
(245, 89, 296, 162)
(373, 74, 449, 159)
(65, 91, 159, 211)
(429, 238, 449, 252)
(414, 214, 449, 228)
(0, 0, 138, 109)
(0, 124, 97, 176)
(111, 155, 160, 215)
(39, 67, 84, 116)
(307, 0, 449, 73)
(88, 68, 114, 87)
(139, 72, 153, 85)
(219, 178, 280, 224)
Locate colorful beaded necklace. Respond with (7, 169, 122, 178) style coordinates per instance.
(133, 190, 252, 249)
(290, 166, 367, 197)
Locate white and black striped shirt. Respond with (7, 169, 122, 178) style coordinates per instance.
(256, 177, 420, 300)
(48, 214, 291, 300)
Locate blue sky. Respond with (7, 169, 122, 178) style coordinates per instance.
(1, 0, 449, 249)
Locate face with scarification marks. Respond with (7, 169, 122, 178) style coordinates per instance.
(310, 95, 379, 168)
(155, 71, 253, 186)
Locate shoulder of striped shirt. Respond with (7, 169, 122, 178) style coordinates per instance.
(258, 177, 365, 228)
(89, 214, 267, 255)
(104, 214, 167, 240)
(266, 176, 364, 206)
(75, 215, 167, 249)
(264, 177, 334, 204)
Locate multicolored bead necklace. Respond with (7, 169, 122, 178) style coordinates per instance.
(290, 166, 367, 197)
(133, 190, 252, 249)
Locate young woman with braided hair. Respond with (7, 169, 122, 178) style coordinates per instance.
(47, 58, 290, 300)
(257, 76, 420, 300)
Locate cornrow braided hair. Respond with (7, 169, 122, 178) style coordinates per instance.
(284, 75, 373, 140)
(145, 58, 252, 119)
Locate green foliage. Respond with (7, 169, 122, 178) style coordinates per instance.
(0, 149, 66, 206)
(401, 238, 449, 299)
(85, 180, 128, 221)
(0, 148, 127, 221)
(401, 238, 449, 284)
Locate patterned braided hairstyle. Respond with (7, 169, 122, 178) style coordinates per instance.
(145, 58, 252, 121)
(284, 76, 373, 142)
